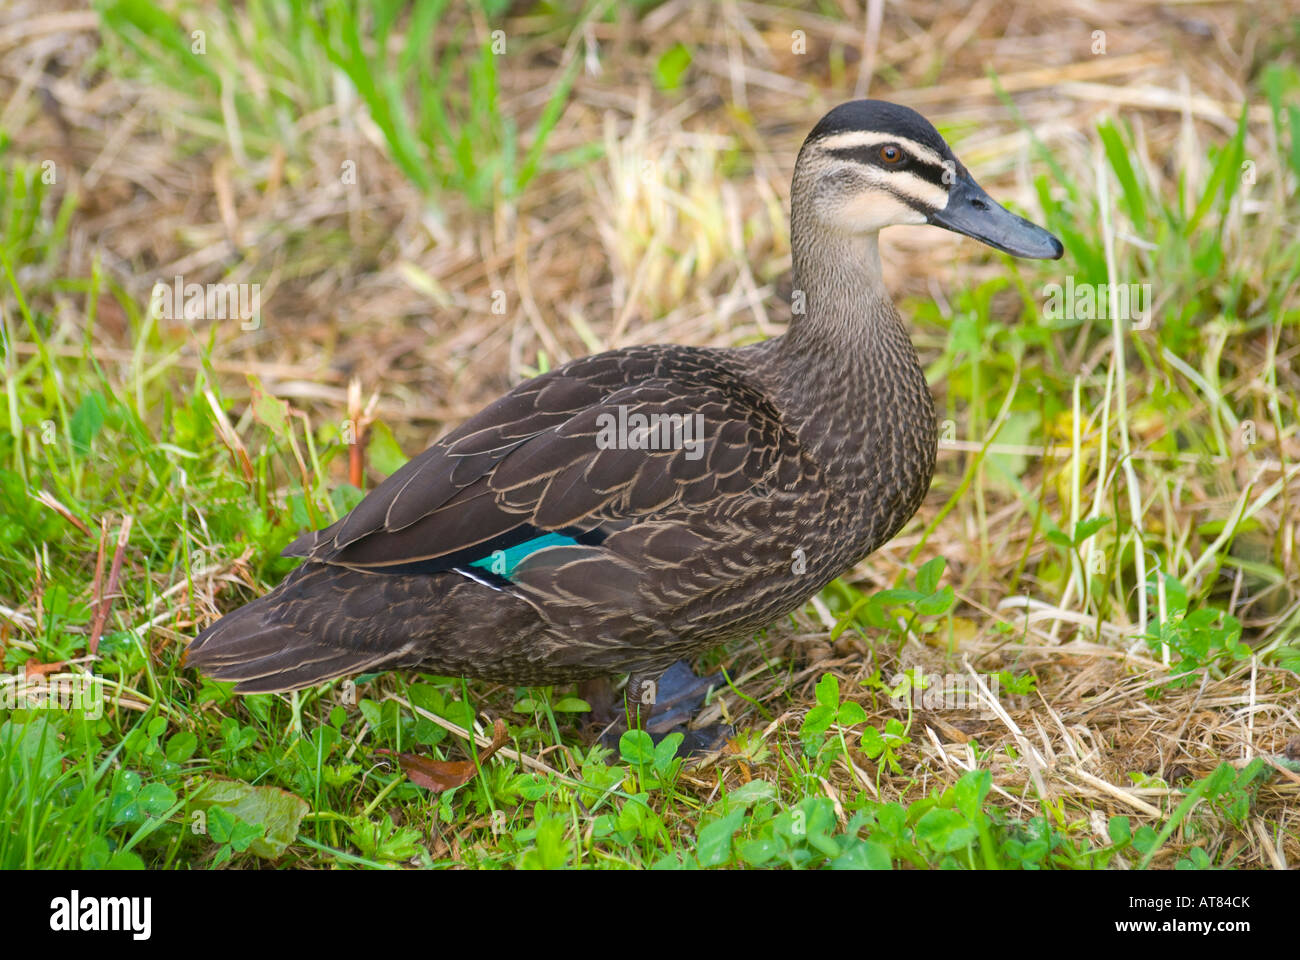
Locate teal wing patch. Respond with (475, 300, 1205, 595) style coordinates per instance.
(466, 532, 579, 580)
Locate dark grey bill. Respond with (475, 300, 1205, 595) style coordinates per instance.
(928, 175, 1064, 260)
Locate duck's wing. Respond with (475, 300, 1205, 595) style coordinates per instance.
(287, 345, 801, 575)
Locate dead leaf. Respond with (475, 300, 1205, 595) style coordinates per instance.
(25, 658, 67, 678)
(377, 718, 509, 793)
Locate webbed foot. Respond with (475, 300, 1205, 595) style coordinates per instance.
(596, 660, 732, 755)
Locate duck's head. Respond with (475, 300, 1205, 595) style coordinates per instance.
(794, 99, 1063, 260)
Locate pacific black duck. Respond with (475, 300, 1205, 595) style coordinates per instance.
(188, 100, 1062, 737)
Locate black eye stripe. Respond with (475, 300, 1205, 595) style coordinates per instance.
(828, 144, 911, 167)
(825, 146, 951, 186)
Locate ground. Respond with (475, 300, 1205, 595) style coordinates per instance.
(0, 0, 1297, 869)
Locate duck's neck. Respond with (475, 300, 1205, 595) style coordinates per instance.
(783, 229, 894, 363)
(766, 229, 936, 490)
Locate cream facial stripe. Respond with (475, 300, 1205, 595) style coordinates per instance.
(870, 170, 950, 211)
(833, 160, 951, 212)
(813, 130, 948, 169)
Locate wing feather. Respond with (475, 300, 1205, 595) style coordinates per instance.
(291, 346, 795, 574)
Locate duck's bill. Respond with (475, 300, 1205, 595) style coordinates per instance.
(929, 176, 1064, 260)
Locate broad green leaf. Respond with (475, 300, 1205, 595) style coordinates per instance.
(837, 701, 867, 726)
(951, 769, 991, 820)
(800, 704, 835, 740)
(70, 391, 107, 453)
(191, 780, 310, 859)
(1046, 529, 1073, 549)
(915, 557, 945, 595)
(618, 729, 655, 766)
(246, 374, 289, 436)
(137, 783, 176, 818)
(739, 836, 781, 865)
(833, 838, 892, 870)
(1073, 516, 1112, 542)
(165, 731, 198, 763)
(1108, 815, 1132, 845)
(367, 419, 409, 476)
(814, 673, 840, 709)
(654, 43, 692, 91)
(696, 808, 745, 867)
(915, 585, 955, 616)
(915, 807, 976, 853)
(860, 725, 884, 758)
(551, 697, 591, 713)
(727, 779, 777, 806)
(653, 732, 683, 773)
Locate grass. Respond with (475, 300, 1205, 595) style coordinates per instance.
(93, 0, 589, 211)
(1, 0, 1298, 869)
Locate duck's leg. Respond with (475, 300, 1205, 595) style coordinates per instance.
(631, 662, 718, 732)
(623, 670, 661, 725)
(579, 675, 616, 726)
(601, 661, 731, 754)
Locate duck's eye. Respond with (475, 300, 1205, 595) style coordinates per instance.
(879, 145, 903, 164)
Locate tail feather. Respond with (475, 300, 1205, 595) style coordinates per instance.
(188, 615, 398, 694)
(187, 563, 419, 693)
(188, 559, 551, 691)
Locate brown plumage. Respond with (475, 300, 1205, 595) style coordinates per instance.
(188, 100, 1062, 701)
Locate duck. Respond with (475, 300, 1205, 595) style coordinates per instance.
(187, 100, 1062, 737)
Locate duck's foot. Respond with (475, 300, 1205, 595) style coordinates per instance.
(591, 661, 732, 756)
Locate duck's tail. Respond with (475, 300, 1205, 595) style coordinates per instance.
(185, 563, 422, 694)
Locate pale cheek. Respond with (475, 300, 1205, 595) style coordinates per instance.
(832, 193, 927, 233)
